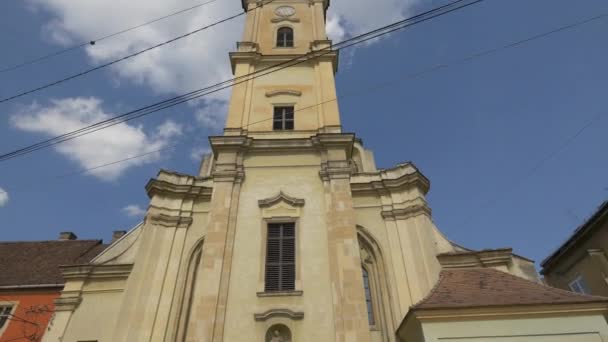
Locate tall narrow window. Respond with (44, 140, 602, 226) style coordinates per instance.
(276, 27, 294, 47)
(265, 223, 296, 292)
(362, 267, 375, 326)
(273, 106, 294, 130)
(0, 305, 13, 330)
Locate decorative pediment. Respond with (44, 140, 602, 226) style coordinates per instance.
(254, 308, 304, 321)
(265, 89, 302, 98)
(258, 192, 305, 208)
(259, 192, 305, 218)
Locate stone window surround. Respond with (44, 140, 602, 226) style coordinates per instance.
(0, 301, 18, 337)
(273, 24, 297, 49)
(258, 216, 302, 296)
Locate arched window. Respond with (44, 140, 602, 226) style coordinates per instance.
(362, 267, 375, 326)
(276, 27, 294, 47)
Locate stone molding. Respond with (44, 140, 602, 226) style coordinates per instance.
(236, 41, 259, 52)
(146, 213, 194, 229)
(437, 248, 515, 269)
(240, 0, 329, 12)
(381, 198, 432, 221)
(61, 264, 134, 281)
(351, 163, 430, 195)
(271, 17, 300, 23)
(54, 296, 82, 312)
(229, 50, 339, 74)
(254, 308, 305, 321)
(265, 89, 302, 97)
(258, 191, 305, 208)
(146, 171, 213, 200)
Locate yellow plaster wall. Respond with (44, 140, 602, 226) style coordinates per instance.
(417, 314, 608, 342)
(544, 221, 608, 296)
(223, 152, 338, 341)
(61, 291, 124, 342)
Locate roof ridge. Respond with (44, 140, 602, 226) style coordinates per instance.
(0, 239, 103, 244)
(484, 267, 608, 301)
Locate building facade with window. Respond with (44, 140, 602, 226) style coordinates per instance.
(0, 233, 106, 342)
(542, 201, 608, 296)
(43, 1, 608, 342)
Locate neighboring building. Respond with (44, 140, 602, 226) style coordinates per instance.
(542, 201, 608, 296)
(42, 1, 608, 342)
(0, 232, 106, 342)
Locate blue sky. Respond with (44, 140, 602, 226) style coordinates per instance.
(0, 0, 606, 267)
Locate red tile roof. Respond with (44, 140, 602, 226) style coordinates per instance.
(413, 268, 608, 310)
(0, 240, 107, 287)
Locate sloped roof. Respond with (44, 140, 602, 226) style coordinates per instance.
(541, 200, 608, 272)
(0, 240, 107, 287)
(412, 268, 608, 310)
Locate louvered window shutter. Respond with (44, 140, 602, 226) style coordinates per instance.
(265, 223, 296, 292)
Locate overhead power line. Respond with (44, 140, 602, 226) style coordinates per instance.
(0, 0, 271, 104)
(0, 9, 605, 196)
(0, 0, 485, 162)
(0, 0, 220, 75)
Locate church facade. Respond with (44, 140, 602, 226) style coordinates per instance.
(43, 1, 608, 341)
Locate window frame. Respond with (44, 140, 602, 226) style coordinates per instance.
(0, 303, 17, 337)
(569, 275, 591, 295)
(264, 222, 297, 293)
(273, 105, 295, 131)
(258, 217, 301, 296)
(276, 26, 294, 48)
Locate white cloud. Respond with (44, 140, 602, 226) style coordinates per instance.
(195, 100, 228, 131)
(122, 204, 147, 217)
(26, 0, 420, 96)
(326, 0, 420, 41)
(11, 97, 182, 181)
(0, 188, 8, 207)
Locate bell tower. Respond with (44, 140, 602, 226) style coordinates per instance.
(225, 0, 341, 136)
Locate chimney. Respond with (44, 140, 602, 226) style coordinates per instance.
(59, 232, 78, 241)
(112, 230, 127, 243)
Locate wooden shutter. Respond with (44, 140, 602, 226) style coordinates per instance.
(265, 223, 296, 292)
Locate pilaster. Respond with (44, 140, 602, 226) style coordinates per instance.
(184, 136, 247, 342)
(317, 133, 371, 342)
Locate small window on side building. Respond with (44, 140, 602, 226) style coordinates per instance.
(273, 106, 294, 130)
(0, 305, 13, 331)
(569, 275, 591, 295)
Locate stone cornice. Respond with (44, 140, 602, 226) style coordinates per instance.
(60, 264, 134, 281)
(409, 302, 608, 323)
(253, 308, 305, 321)
(146, 213, 194, 229)
(381, 198, 432, 221)
(54, 296, 82, 312)
(351, 163, 430, 196)
(259, 191, 305, 208)
(146, 179, 212, 199)
(229, 50, 339, 74)
(437, 249, 514, 269)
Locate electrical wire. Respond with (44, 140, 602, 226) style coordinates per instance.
(0, 11, 604, 196)
(0, 0, 485, 162)
(0, 0, 220, 74)
(0, 0, 273, 104)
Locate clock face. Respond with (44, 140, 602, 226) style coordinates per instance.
(275, 6, 296, 17)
